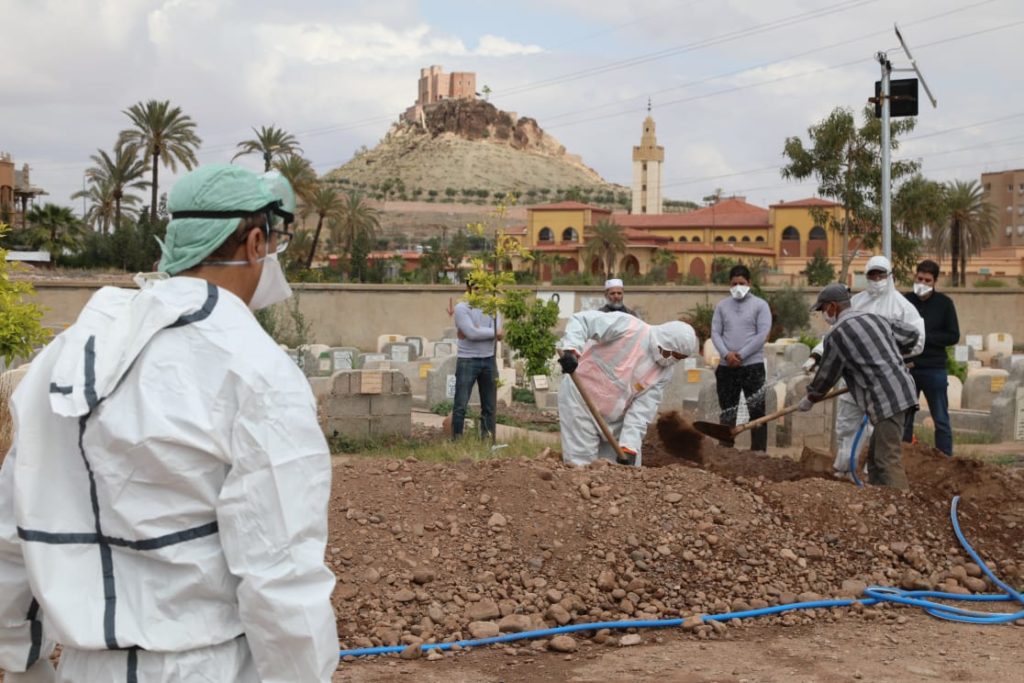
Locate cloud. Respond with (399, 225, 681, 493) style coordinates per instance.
(474, 35, 544, 57)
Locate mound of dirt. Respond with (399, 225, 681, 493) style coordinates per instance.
(328, 438, 1024, 653)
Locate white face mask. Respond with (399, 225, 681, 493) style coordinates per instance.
(249, 251, 293, 311)
(730, 284, 750, 300)
(913, 282, 933, 298)
(867, 278, 888, 296)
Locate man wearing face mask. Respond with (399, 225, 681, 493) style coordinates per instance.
(803, 255, 924, 478)
(0, 165, 338, 682)
(598, 278, 639, 317)
(799, 284, 920, 488)
(710, 265, 773, 450)
(556, 312, 698, 467)
(902, 259, 959, 456)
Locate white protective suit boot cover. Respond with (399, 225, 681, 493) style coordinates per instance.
(57, 637, 257, 683)
(558, 376, 632, 466)
(832, 392, 872, 476)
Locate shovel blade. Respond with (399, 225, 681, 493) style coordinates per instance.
(692, 420, 736, 442)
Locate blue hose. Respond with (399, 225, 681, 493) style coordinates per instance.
(339, 496, 1023, 659)
(848, 414, 869, 487)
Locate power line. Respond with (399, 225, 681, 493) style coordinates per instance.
(493, 0, 878, 98)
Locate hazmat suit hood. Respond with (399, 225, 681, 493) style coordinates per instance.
(46, 279, 218, 419)
(863, 255, 894, 298)
(648, 321, 699, 365)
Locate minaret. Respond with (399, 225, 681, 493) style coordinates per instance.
(631, 99, 664, 215)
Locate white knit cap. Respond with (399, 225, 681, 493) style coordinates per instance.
(604, 278, 624, 289)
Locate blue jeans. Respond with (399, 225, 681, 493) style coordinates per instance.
(903, 367, 952, 456)
(452, 356, 497, 439)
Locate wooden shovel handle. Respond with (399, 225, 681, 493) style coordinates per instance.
(732, 387, 849, 436)
(569, 373, 627, 463)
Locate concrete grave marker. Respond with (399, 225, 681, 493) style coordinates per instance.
(532, 375, 549, 391)
(359, 353, 386, 367)
(966, 335, 984, 351)
(361, 371, 384, 394)
(376, 334, 406, 353)
(331, 348, 358, 370)
(446, 374, 457, 399)
(405, 336, 424, 357)
(954, 345, 969, 363)
(385, 343, 414, 363)
(433, 342, 454, 357)
(1016, 386, 1024, 441)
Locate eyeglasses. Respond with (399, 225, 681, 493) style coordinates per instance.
(269, 227, 292, 254)
(659, 347, 687, 361)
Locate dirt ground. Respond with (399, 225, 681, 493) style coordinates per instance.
(336, 612, 1024, 682)
(325, 423, 1024, 681)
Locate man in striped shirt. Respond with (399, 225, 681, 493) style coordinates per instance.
(799, 284, 920, 489)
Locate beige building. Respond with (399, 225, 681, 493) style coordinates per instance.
(631, 111, 664, 215)
(0, 153, 47, 229)
(403, 65, 477, 125)
(981, 168, 1024, 248)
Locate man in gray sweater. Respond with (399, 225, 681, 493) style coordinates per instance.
(711, 265, 773, 450)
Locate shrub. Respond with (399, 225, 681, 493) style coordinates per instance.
(512, 387, 535, 404)
(500, 290, 560, 376)
(798, 332, 820, 350)
(947, 346, 967, 384)
(975, 278, 1007, 288)
(766, 286, 810, 338)
(805, 253, 836, 286)
(682, 303, 715, 346)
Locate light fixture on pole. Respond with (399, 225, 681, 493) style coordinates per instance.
(872, 24, 937, 261)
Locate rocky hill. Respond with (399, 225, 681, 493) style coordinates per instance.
(324, 99, 625, 197)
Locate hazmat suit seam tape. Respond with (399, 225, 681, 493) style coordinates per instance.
(166, 283, 219, 329)
(25, 598, 41, 670)
(17, 521, 219, 550)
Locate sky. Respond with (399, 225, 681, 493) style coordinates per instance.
(4, 0, 1024, 214)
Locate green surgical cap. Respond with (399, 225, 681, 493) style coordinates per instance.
(158, 164, 279, 275)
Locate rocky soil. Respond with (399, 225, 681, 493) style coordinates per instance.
(328, 434, 1024, 658)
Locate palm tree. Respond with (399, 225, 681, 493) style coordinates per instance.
(234, 125, 302, 172)
(932, 180, 998, 286)
(80, 145, 150, 233)
(71, 178, 117, 233)
(25, 203, 86, 255)
(305, 185, 347, 268)
(120, 99, 202, 221)
(582, 218, 627, 280)
(273, 154, 318, 204)
(329, 192, 380, 254)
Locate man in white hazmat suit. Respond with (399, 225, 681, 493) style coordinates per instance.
(805, 255, 925, 478)
(556, 311, 698, 466)
(0, 165, 338, 682)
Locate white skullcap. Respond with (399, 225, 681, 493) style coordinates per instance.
(604, 278, 624, 289)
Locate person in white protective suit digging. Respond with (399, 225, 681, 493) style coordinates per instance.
(804, 255, 925, 478)
(0, 165, 338, 682)
(556, 311, 698, 467)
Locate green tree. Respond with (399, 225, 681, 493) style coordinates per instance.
(932, 180, 998, 287)
(24, 204, 86, 256)
(500, 290, 560, 376)
(0, 223, 51, 363)
(120, 99, 202, 222)
(71, 177, 133, 234)
(804, 253, 836, 286)
(233, 125, 302, 172)
(710, 256, 738, 285)
(273, 154, 318, 205)
(648, 248, 675, 282)
(329, 192, 380, 255)
(766, 287, 810, 337)
(582, 218, 626, 280)
(305, 185, 346, 268)
(79, 144, 150, 233)
(781, 106, 917, 282)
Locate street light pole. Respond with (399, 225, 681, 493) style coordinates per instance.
(878, 52, 892, 262)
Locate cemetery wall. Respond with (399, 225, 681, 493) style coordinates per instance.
(27, 281, 1024, 351)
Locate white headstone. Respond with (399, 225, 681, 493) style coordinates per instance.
(532, 375, 549, 391)
(1016, 386, 1024, 441)
(954, 345, 969, 363)
(332, 349, 355, 370)
(966, 335, 984, 351)
(445, 374, 457, 399)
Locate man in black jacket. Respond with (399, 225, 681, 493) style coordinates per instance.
(903, 259, 960, 456)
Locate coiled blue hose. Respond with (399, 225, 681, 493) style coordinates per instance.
(339, 496, 1023, 659)
(849, 414, 869, 487)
